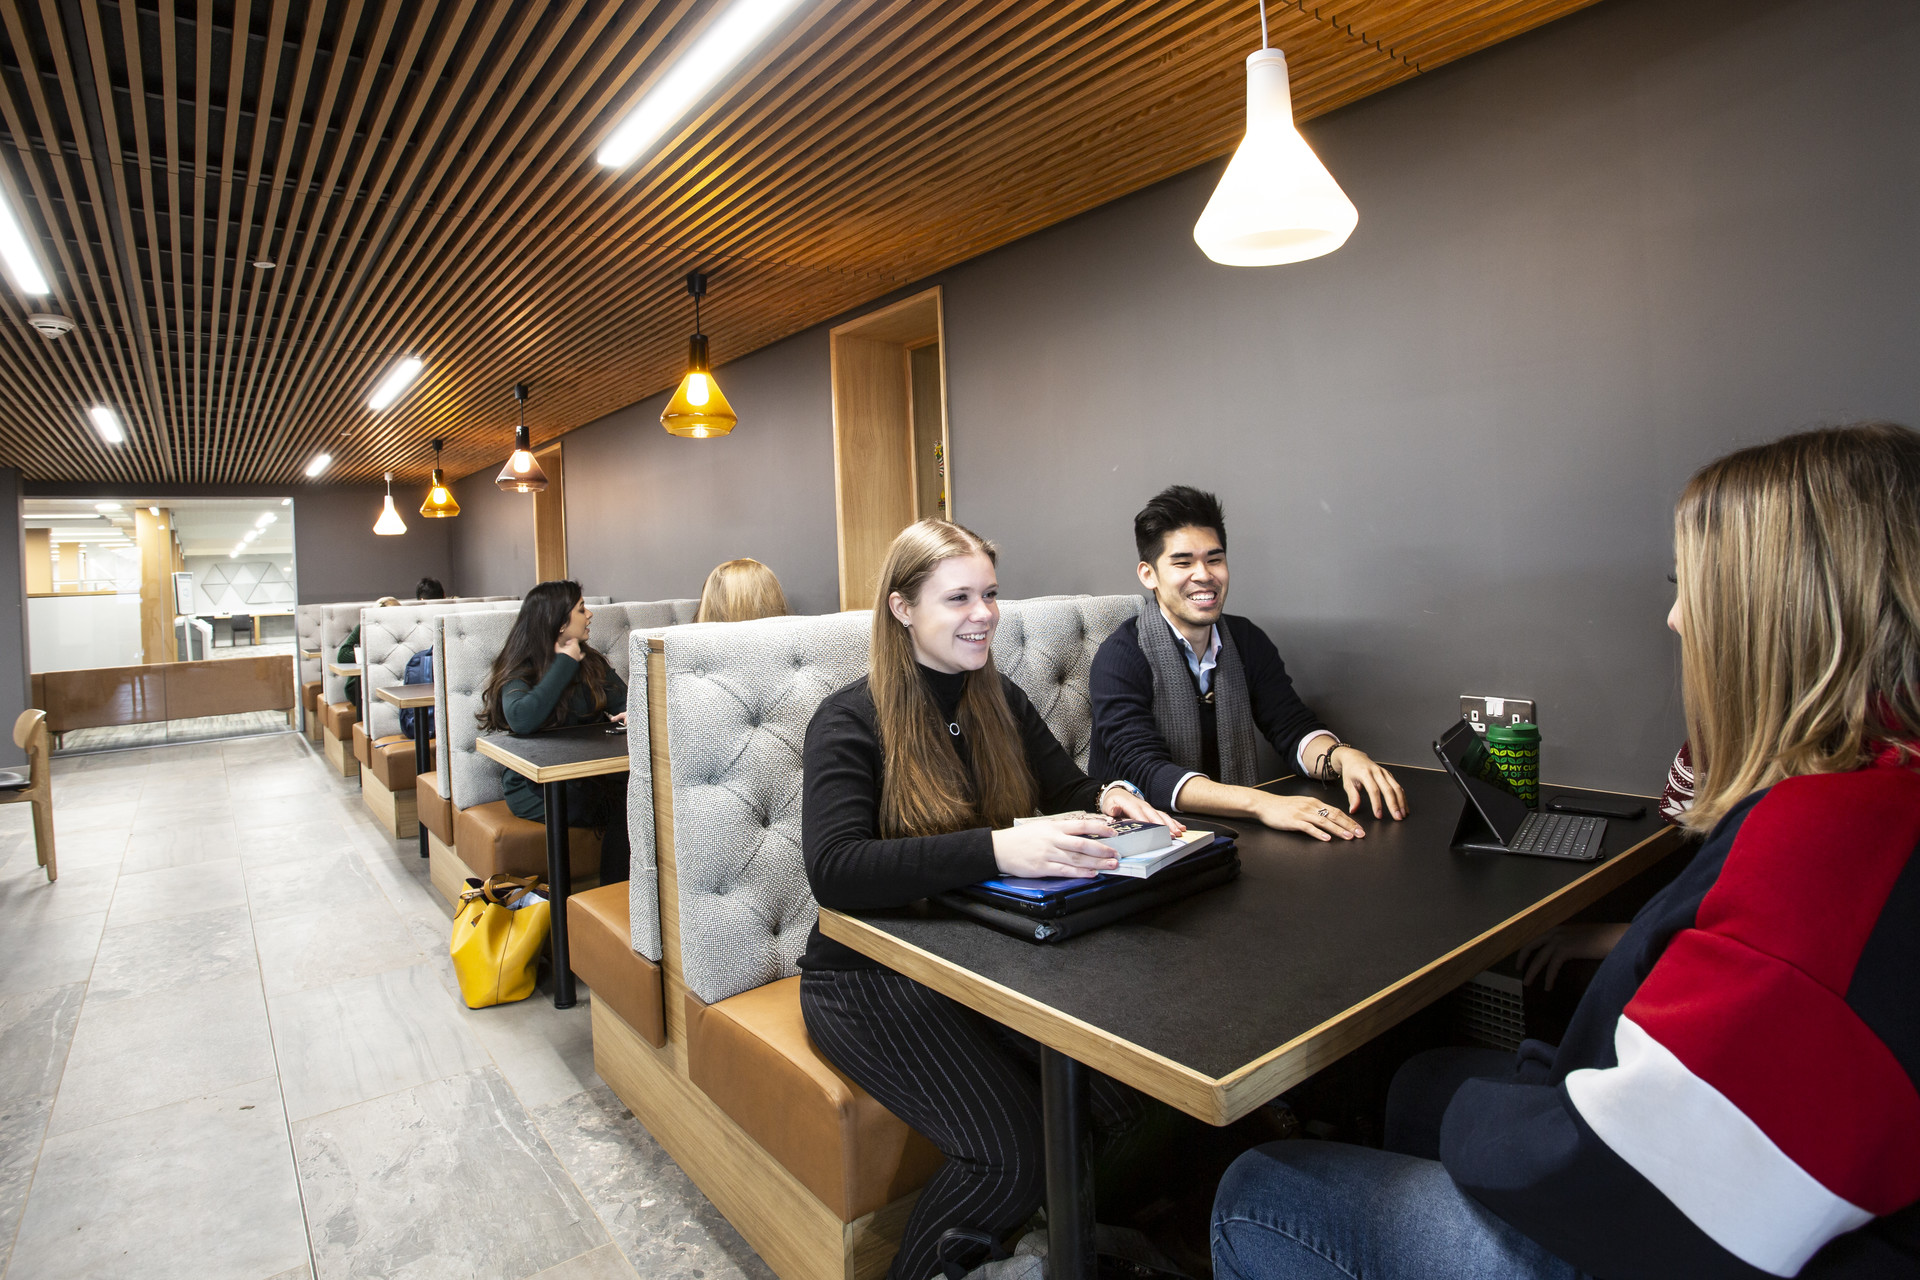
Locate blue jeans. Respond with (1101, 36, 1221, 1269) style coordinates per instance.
(1211, 1049, 1589, 1280)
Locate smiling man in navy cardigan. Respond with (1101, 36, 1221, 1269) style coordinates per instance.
(1088, 485, 1406, 840)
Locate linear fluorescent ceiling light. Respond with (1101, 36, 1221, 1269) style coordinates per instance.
(87, 405, 126, 444)
(596, 0, 806, 168)
(0, 187, 50, 295)
(367, 357, 424, 411)
(255, 513, 276, 528)
(304, 453, 332, 478)
(95, 502, 121, 511)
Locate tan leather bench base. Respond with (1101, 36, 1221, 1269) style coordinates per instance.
(687, 978, 943, 1223)
(453, 800, 602, 882)
(301, 681, 323, 741)
(593, 997, 918, 1280)
(417, 771, 455, 846)
(320, 703, 359, 778)
(566, 884, 665, 1048)
(351, 721, 372, 768)
(362, 766, 418, 839)
(369, 734, 431, 792)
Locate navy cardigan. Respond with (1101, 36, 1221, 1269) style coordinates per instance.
(1087, 611, 1327, 810)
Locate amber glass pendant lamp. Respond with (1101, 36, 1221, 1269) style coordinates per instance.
(661, 271, 738, 438)
(419, 438, 461, 517)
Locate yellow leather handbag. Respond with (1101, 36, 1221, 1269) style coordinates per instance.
(451, 874, 550, 1008)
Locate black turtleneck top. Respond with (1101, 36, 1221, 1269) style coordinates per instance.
(798, 663, 1106, 971)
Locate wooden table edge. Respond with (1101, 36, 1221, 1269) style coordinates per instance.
(818, 907, 1229, 1122)
(326, 662, 360, 676)
(475, 734, 630, 783)
(819, 819, 1684, 1128)
(375, 685, 435, 709)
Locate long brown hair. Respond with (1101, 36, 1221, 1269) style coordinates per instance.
(695, 558, 789, 623)
(1675, 422, 1920, 830)
(871, 520, 1037, 837)
(477, 580, 614, 731)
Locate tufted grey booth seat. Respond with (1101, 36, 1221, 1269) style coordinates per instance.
(360, 600, 520, 740)
(433, 600, 696, 889)
(992, 593, 1141, 771)
(643, 596, 1137, 1229)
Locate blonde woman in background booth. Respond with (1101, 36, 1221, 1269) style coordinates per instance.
(797, 519, 1180, 1280)
(694, 557, 788, 623)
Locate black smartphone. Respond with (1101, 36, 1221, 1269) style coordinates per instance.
(1546, 793, 1645, 820)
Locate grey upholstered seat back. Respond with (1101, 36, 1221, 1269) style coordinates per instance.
(359, 601, 519, 739)
(319, 603, 377, 705)
(436, 599, 697, 809)
(993, 594, 1139, 771)
(663, 612, 873, 1004)
(297, 604, 346, 690)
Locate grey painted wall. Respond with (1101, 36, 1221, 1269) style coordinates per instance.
(450, 329, 840, 614)
(0, 468, 27, 767)
(447, 0, 1920, 792)
(290, 485, 453, 603)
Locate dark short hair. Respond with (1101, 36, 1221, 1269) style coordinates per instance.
(414, 577, 446, 600)
(1134, 485, 1226, 564)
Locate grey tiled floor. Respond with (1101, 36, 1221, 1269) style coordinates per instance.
(0, 732, 774, 1280)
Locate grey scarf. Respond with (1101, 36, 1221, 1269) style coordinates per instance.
(1135, 595, 1259, 787)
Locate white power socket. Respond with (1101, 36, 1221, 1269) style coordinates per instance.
(1461, 695, 1536, 734)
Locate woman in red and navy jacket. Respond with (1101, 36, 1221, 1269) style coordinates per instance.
(1212, 422, 1920, 1280)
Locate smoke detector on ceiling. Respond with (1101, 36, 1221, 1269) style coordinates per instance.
(27, 313, 73, 338)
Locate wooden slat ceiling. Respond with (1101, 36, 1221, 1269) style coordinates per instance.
(0, 0, 1601, 486)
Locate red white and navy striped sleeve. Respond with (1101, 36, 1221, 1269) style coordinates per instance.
(1444, 763, 1920, 1279)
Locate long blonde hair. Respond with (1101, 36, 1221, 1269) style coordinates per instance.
(871, 520, 1036, 837)
(695, 558, 788, 623)
(1675, 422, 1920, 830)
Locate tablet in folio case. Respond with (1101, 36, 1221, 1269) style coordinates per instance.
(937, 846, 1242, 943)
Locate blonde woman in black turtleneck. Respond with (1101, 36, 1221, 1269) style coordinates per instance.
(797, 519, 1178, 1280)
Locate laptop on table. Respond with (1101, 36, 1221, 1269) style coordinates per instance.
(1432, 719, 1607, 861)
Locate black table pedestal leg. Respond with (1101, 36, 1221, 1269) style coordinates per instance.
(543, 779, 576, 1009)
(1042, 1045, 1095, 1280)
(413, 714, 430, 859)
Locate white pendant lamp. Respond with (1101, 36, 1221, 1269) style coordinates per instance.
(1193, 3, 1357, 267)
(374, 472, 408, 535)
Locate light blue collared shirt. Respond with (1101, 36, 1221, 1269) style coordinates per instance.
(1172, 620, 1222, 695)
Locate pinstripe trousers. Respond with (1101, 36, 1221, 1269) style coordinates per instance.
(801, 965, 1144, 1280)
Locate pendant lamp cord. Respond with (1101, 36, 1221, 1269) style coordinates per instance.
(1257, 0, 1268, 48)
(694, 289, 702, 338)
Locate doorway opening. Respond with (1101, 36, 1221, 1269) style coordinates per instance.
(830, 287, 949, 610)
(23, 497, 299, 752)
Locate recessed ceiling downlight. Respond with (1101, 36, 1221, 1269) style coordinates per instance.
(304, 453, 332, 478)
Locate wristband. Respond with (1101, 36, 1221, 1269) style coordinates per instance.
(1100, 779, 1144, 805)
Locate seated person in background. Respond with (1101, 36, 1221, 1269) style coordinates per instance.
(799, 518, 1180, 1280)
(694, 557, 788, 622)
(477, 581, 630, 887)
(1211, 422, 1920, 1280)
(415, 576, 446, 600)
(339, 594, 401, 709)
(1089, 485, 1405, 841)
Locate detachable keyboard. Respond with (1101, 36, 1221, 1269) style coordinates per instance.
(1506, 812, 1605, 860)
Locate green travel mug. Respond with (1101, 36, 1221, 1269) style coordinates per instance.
(1485, 721, 1541, 808)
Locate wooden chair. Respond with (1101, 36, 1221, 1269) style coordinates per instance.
(0, 709, 55, 882)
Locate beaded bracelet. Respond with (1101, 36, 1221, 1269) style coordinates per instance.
(1314, 739, 1347, 782)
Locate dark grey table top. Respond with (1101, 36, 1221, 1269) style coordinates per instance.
(822, 766, 1679, 1123)
(476, 722, 629, 782)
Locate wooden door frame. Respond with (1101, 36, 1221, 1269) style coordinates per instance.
(828, 287, 949, 611)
